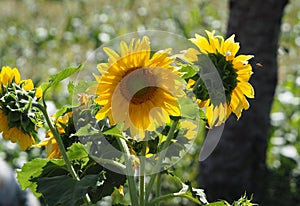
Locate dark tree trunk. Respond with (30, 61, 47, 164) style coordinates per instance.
(199, 0, 288, 204)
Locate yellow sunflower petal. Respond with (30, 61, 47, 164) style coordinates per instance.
(1, 66, 11, 85)
(222, 34, 240, 60)
(182, 48, 200, 63)
(35, 138, 51, 147)
(104, 47, 120, 62)
(120, 41, 129, 56)
(216, 103, 226, 125)
(234, 87, 249, 110)
(190, 34, 212, 54)
(95, 104, 111, 120)
(237, 82, 255, 98)
(2, 129, 13, 140)
(17, 133, 35, 151)
(206, 104, 214, 127)
(97, 63, 109, 75)
(22, 79, 34, 91)
(11, 68, 21, 84)
(205, 30, 221, 53)
(35, 86, 42, 98)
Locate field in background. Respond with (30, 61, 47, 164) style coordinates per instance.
(0, 0, 299, 204)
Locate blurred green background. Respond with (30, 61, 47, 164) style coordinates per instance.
(0, 0, 299, 205)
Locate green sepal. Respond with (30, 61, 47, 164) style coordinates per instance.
(168, 172, 208, 205)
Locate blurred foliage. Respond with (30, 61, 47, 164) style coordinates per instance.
(0, 0, 299, 205)
(0, 0, 226, 168)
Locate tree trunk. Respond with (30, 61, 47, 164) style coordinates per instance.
(199, 0, 288, 203)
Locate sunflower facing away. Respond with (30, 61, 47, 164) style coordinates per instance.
(186, 30, 254, 127)
(0, 66, 42, 150)
(94, 36, 184, 139)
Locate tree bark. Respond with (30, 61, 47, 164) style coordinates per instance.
(199, 0, 288, 203)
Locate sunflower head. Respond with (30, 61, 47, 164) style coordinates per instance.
(94, 36, 184, 139)
(36, 111, 75, 159)
(0, 66, 42, 150)
(185, 31, 254, 127)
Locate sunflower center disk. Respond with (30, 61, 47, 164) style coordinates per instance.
(120, 68, 157, 105)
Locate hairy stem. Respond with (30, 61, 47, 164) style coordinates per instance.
(117, 137, 139, 206)
(34, 103, 92, 205)
(140, 143, 146, 206)
(145, 119, 179, 202)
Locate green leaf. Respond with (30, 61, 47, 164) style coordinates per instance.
(199, 108, 206, 120)
(72, 124, 99, 137)
(66, 143, 91, 170)
(68, 81, 75, 95)
(102, 124, 124, 138)
(55, 105, 72, 120)
(37, 174, 101, 206)
(41, 64, 83, 94)
(73, 80, 96, 94)
(178, 64, 198, 79)
(17, 158, 66, 197)
(207, 201, 230, 206)
(17, 158, 49, 197)
(88, 170, 126, 203)
(67, 142, 89, 162)
(178, 97, 199, 119)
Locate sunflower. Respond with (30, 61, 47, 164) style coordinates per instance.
(36, 112, 73, 159)
(94, 36, 184, 139)
(186, 30, 254, 127)
(36, 135, 60, 159)
(0, 66, 42, 150)
(180, 120, 197, 140)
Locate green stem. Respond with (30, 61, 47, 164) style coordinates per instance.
(34, 103, 79, 179)
(148, 193, 201, 206)
(90, 155, 126, 172)
(117, 137, 139, 206)
(140, 160, 145, 206)
(156, 172, 161, 206)
(140, 144, 146, 206)
(34, 103, 92, 205)
(145, 119, 179, 202)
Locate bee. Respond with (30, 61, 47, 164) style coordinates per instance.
(255, 63, 263, 67)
